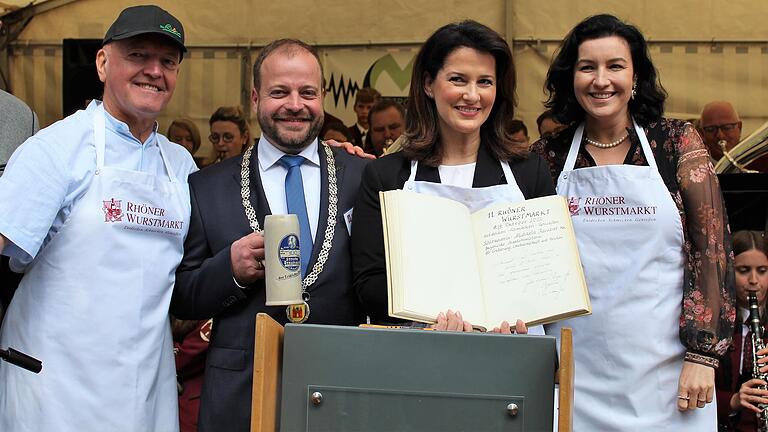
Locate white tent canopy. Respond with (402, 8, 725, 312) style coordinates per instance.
(3, 0, 766, 158)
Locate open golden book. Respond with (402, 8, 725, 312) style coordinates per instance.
(380, 191, 591, 330)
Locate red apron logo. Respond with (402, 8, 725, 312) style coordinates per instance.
(568, 197, 580, 216)
(102, 198, 123, 222)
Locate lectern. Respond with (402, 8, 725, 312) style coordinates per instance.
(251, 314, 573, 432)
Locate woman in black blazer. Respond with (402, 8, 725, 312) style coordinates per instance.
(350, 20, 555, 330)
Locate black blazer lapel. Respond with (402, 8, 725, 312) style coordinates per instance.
(307, 143, 342, 287)
(414, 161, 441, 183)
(330, 143, 348, 200)
(409, 144, 505, 187)
(473, 143, 506, 187)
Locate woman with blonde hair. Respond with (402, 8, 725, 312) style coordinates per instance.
(167, 118, 201, 156)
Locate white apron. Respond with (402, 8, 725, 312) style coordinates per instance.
(0, 105, 190, 432)
(404, 159, 544, 335)
(547, 120, 716, 431)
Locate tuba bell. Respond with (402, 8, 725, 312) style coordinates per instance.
(715, 121, 768, 173)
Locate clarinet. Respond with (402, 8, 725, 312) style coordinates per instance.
(747, 290, 768, 432)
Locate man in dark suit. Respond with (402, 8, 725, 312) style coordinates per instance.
(172, 39, 366, 432)
(347, 87, 380, 147)
(367, 98, 405, 157)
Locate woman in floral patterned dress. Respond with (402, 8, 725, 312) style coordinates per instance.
(531, 14, 734, 431)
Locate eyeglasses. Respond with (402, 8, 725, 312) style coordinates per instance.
(209, 133, 236, 144)
(702, 122, 740, 135)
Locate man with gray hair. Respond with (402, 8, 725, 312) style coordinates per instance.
(700, 100, 768, 171)
(700, 100, 742, 163)
(0, 6, 195, 431)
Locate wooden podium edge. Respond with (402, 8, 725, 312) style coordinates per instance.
(556, 327, 574, 432)
(251, 313, 285, 432)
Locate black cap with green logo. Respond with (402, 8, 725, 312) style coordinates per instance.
(103, 5, 186, 54)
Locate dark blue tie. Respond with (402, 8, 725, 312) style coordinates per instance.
(278, 155, 312, 277)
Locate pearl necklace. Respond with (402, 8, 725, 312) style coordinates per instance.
(584, 133, 629, 149)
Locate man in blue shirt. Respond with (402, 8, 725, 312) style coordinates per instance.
(0, 6, 196, 431)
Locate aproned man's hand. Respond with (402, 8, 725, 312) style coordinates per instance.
(230, 232, 266, 286)
(324, 139, 376, 159)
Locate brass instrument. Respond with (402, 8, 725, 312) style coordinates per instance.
(382, 135, 404, 156)
(747, 290, 768, 432)
(718, 140, 758, 174)
(715, 121, 768, 173)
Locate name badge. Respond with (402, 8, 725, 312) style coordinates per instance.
(344, 208, 354, 235)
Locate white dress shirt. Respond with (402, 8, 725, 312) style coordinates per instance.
(257, 136, 321, 242)
(741, 307, 751, 374)
(355, 123, 368, 144)
(437, 162, 477, 188)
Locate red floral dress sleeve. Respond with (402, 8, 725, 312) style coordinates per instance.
(675, 123, 736, 357)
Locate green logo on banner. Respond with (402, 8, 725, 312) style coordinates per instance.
(363, 54, 414, 91)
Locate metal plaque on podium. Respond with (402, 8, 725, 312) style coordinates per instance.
(279, 324, 557, 432)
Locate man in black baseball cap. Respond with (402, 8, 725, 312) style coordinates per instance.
(103, 4, 186, 55)
(95, 4, 186, 138)
(0, 5, 196, 431)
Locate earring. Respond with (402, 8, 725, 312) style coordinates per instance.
(631, 81, 637, 100)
